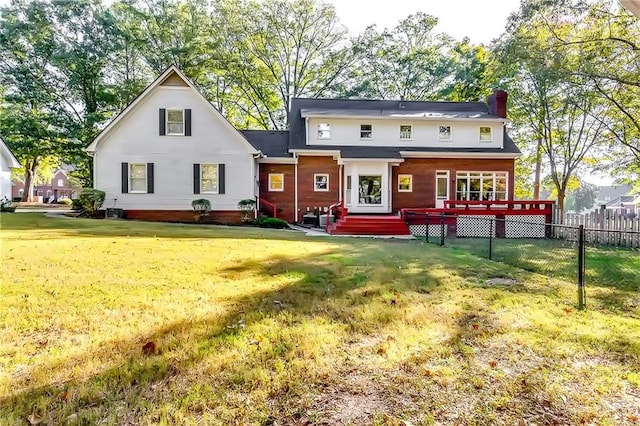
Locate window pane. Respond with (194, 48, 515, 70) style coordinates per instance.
(360, 124, 372, 139)
(479, 126, 492, 141)
(469, 177, 481, 201)
(456, 178, 467, 200)
(439, 126, 451, 140)
(130, 164, 146, 179)
(168, 110, 183, 122)
(318, 123, 330, 139)
(202, 165, 217, 180)
(398, 175, 411, 191)
(482, 176, 494, 200)
(131, 178, 146, 192)
(315, 174, 328, 190)
(168, 123, 184, 134)
(400, 125, 412, 139)
(269, 174, 283, 191)
(437, 177, 447, 197)
(359, 175, 382, 204)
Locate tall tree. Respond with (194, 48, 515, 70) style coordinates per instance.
(0, 0, 122, 192)
(213, 0, 354, 129)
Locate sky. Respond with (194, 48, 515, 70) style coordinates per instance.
(324, 0, 520, 44)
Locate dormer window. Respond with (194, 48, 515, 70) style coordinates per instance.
(318, 123, 331, 139)
(400, 125, 412, 140)
(479, 126, 492, 141)
(360, 124, 373, 139)
(439, 126, 451, 141)
(167, 109, 184, 135)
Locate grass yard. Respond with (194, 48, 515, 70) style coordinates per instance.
(444, 236, 640, 291)
(1, 213, 639, 425)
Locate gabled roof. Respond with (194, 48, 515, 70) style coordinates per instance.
(85, 65, 258, 154)
(0, 137, 21, 168)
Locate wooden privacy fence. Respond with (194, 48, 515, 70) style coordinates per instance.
(554, 208, 640, 248)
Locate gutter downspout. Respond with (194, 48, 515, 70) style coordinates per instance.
(294, 152, 299, 223)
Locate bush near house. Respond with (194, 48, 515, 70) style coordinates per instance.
(254, 216, 289, 229)
(78, 189, 105, 217)
(192, 198, 211, 223)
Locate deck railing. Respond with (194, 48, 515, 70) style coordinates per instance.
(255, 196, 278, 219)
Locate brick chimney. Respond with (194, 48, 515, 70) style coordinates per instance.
(488, 90, 508, 118)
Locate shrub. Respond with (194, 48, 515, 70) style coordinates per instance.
(192, 198, 211, 223)
(0, 196, 16, 213)
(237, 199, 256, 223)
(71, 199, 83, 211)
(58, 198, 73, 206)
(257, 217, 289, 229)
(78, 189, 106, 216)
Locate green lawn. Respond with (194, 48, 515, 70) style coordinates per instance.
(1, 213, 639, 425)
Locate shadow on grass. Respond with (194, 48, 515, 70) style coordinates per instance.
(2, 217, 639, 424)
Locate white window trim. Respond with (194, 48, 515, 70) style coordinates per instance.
(166, 108, 185, 136)
(200, 163, 219, 194)
(129, 163, 147, 193)
(455, 171, 509, 201)
(268, 173, 284, 192)
(479, 126, 493, 142)
(439, 125, 452, 141)
(317, 123, 331, 140)
(314, 173, 330, 192)
(360, 124, 373, 140)
(398, 174, 412, 192)
(400, 125, 412, 140)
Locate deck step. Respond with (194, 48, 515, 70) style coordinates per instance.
(328, 215, 410, 236)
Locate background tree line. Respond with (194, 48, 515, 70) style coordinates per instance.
(0, 0, 637, 210)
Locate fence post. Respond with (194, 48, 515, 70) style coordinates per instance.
(578, 225, 585, 310)
(440, 213, 445, 246)
(425, 213, 429, 243)
(489, 217, 493, 260)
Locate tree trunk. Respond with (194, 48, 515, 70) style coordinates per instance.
(533, 137, 542, 199)
(557, 187, 566, 221)
(21, 157, 39, 202)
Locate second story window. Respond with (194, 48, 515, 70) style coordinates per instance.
(167, 109, 184, 135)
(439, 125, 451, 141)
(57, 179, 64, 187)
(318, 123, 331, 139)
(400, 125, 412, 140)
(479, 126, 492, 141)
(360, 124, 373, 139)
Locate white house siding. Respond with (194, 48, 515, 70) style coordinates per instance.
(1, 154, 15, 200)
(306, 117, 504, 149)
(94, 85, 256, 211)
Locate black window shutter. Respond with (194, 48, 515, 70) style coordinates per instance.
(185, 109, 192, 136)
(218, 163, 225, 194)
(193, 163, 200, 194)
(147, 163, 154, 193)
(121, 162, 128, 193)
(159, 109, 166, 136)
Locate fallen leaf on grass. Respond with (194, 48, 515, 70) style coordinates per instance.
(142, 341, 156, 355)
(472, 324, 479, 330)
(489, 360, 497, 368)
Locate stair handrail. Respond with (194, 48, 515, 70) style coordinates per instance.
(326, 200, 343, 231)
(255, 196, 277, 219)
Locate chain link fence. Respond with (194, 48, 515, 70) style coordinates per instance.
(404, 212, 640, 309)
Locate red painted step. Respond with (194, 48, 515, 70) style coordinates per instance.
(327, 215, 411, 236)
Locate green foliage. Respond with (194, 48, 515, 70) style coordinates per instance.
(78, 189, 106, 215)
(254, 217, 289, 229)
(71, 198, 83, 211)
(0, 197, 17, 212)
(237, 198, 256, 223)
(192, 198, 211, 223)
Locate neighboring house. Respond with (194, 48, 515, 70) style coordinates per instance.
(86, 66, 521, 224)
(12, 169, 82, 202)
(0, 137, 20, 200)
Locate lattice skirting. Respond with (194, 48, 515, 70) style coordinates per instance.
(457, 215, 496, 237)
(505, 215, 545, 238)
(408, 224, 448, 237)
